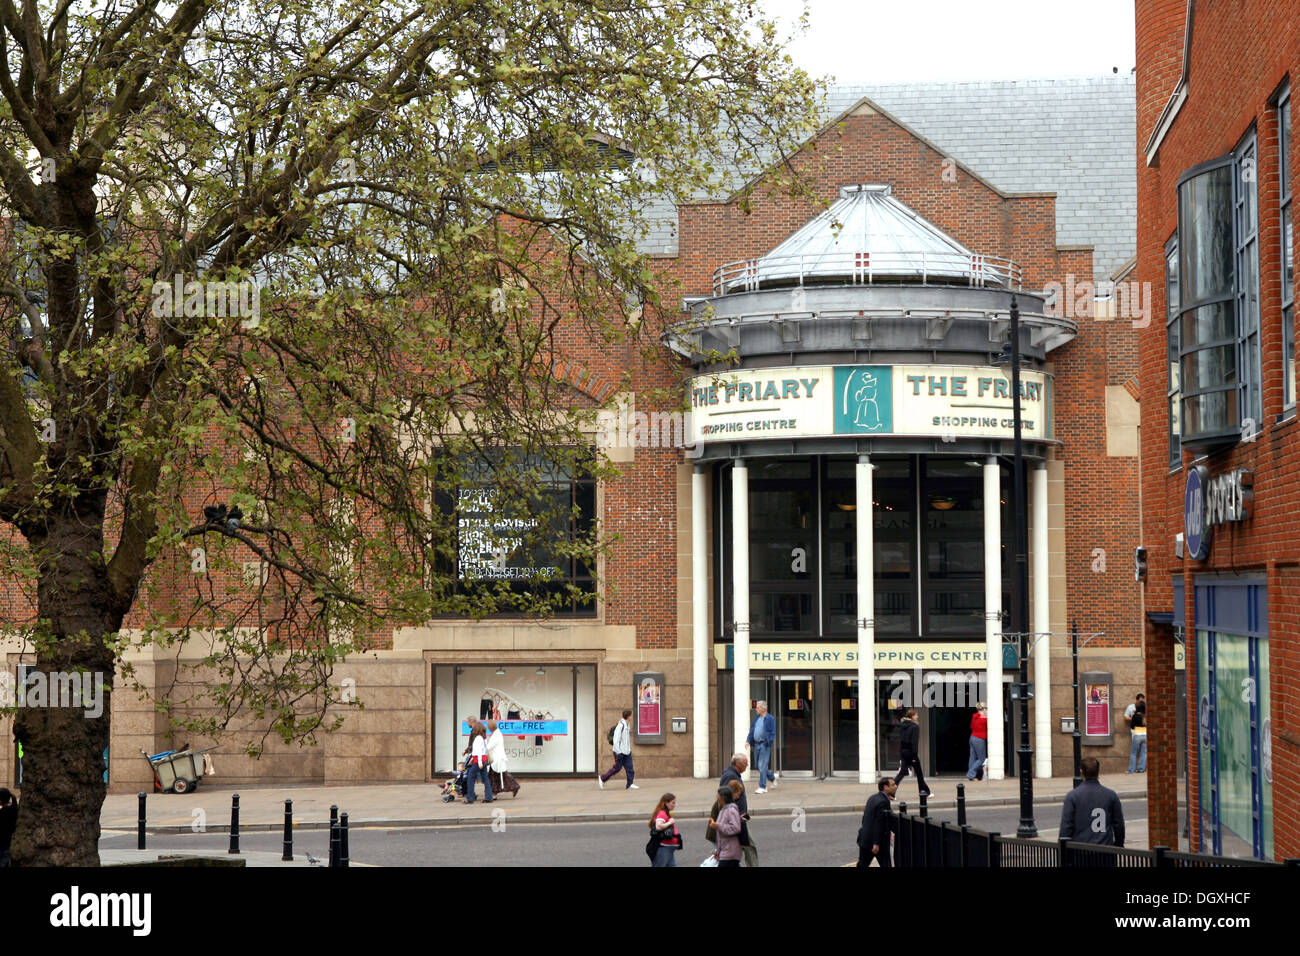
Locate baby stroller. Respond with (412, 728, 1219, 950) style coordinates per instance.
(442, 767, 468, 803)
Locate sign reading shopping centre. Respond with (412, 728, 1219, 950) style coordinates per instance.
(688, 364, 1051, 444)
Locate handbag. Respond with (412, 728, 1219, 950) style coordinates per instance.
(645, 825, 664, 862)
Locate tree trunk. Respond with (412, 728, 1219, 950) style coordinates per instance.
(10, 518, 120, 867)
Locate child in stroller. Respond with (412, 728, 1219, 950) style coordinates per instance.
(442, 762, 467, 803)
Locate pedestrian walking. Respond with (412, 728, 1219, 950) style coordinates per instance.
(746, 700, 778, 793)
(718, 753, 758, 866)
(464, 721, 494, 804)
(1060, 756, 1125, 862)
(1126, 699, 1148, 774)
(894, 709, 930, 797)
(967, 701, 989, 781)
(598, 708, 637, 789)
(710, 786, 743, 867)
(648, 793, 682, 867)
(0, 788, 16, 868)
(485, 719, 521, 798)
(857, 777, 897, 868)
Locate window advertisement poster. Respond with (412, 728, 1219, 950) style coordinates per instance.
(1081, 672, 1113, 742)
(633, 671, 665, 744)
(453, 665, 594, 773)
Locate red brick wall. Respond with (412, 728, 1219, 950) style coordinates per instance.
(1136, 0, 1300, 857)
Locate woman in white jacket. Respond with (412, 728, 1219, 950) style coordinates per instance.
(485, 719, 521, 797)
(465, 723, 494, 804)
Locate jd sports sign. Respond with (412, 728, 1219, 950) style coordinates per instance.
(1184, 466, 1253, 560)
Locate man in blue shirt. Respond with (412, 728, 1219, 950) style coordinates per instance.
(746, 700, 778, 794)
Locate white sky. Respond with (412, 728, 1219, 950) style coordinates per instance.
(758, 0, 1137, 84)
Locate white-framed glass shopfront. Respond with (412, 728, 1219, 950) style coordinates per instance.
(432, 663, 597, 775)
(1194, 577, 1272, 860)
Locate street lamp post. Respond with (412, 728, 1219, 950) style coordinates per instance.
(1009, 295, 1037, 839)
(1071, 619, 1083, 789)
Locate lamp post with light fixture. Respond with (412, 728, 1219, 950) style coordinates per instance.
(997, 295, 1037, 839)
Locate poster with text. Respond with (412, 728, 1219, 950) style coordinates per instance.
(636, 676, 661, 736)
(1084, 682, 1110, 737)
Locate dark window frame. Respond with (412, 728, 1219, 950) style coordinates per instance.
(1276, 82, 1295, 414)
(1166, 232, 1182, 468)
(1177, 154, 1240, 447)
(433, 450, 598, 618)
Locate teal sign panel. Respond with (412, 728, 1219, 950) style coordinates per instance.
(833, 366, 893, 434)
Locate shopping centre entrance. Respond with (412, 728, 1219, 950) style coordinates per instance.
(725, 673, 1011, 778)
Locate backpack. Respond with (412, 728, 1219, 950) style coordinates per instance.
(607, 723, 617, 745)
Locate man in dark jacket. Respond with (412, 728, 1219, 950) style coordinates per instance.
(0, 788, 17, 868)
(857, 777, 898, 867)
(719, 752, 749, 817)
(1060, 757, 1125, 851)
(893, 709, 931, 797)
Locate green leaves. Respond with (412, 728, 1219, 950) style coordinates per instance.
(0, 0, 820, 750)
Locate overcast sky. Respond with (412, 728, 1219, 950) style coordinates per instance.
(758, 0, 1137, 84)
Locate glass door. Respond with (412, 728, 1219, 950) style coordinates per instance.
(877, 679, 905, 774)
(776, 676, 815, 775)
(831, 677, 859, 773)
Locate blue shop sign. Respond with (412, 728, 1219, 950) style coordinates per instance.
(1184, 465, 1209, 560)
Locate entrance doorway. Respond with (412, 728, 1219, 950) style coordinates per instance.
(751, 675, 815, 775)
(746, 674, 863, 777)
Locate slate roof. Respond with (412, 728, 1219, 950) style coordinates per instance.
(640, 75, 1136, 284)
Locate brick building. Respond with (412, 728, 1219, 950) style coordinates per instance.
(2, 77, 1145, 794)
(1136, 0, 1299, 861)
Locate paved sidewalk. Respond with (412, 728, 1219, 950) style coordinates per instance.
(102, 773, 1149, 834)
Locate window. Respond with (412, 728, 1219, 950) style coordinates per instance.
(1177, 157, 1239, 447)
(1235, 132, 1261, 435)
(1166, 235, 1182, 467)
(1279, 84, 1295, 411)
(434, 450, 597, 617)
(745, 458, 816, 637)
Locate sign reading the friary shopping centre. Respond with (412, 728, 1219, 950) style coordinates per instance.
(688, 365, 1051, 444)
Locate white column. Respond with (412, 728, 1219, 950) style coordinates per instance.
(856, 455, 877, 783)
(692, 466, 710, 779)
(1032, 462, 1052, 779)
(983, 456, 1005, 780)
(732, 460, 750, 779)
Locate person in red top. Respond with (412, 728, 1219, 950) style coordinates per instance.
(649, 793, 682, 867)
(967, 701, 989, 781)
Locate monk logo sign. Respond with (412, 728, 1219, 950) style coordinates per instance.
(833, 366, 893, 434)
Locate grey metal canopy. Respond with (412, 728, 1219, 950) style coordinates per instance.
(715, 184, 1019, 293)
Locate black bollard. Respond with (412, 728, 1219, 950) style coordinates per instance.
(956, 782, 967, 827)
(329, 805, 340, 868)
(282, 799, 293, 861)
(918, 789, 928, 819)
(137, 792, 147, 850)
(340, 812, 350, 868)
(228, 793, 240, 854)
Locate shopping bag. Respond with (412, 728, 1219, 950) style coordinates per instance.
(699, 853, 719, 868)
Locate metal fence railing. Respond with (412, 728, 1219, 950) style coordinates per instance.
(888, 801, 1296, 869)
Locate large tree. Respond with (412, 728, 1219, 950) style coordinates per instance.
(0, 0, 818, 864)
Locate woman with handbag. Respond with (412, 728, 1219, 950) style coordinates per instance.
(710, 786, 743, 868)
(465, 722, 494, 804)
(648, 793, 682, 867)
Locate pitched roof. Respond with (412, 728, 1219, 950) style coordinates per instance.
(641, 76, 1136, 283)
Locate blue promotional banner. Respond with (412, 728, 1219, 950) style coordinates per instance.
(461, 720, 569, 736)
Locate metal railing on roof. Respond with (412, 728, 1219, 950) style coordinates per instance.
(712, 250, 1022, 296)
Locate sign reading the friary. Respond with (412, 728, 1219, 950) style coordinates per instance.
(688, 364, 1051, 445)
